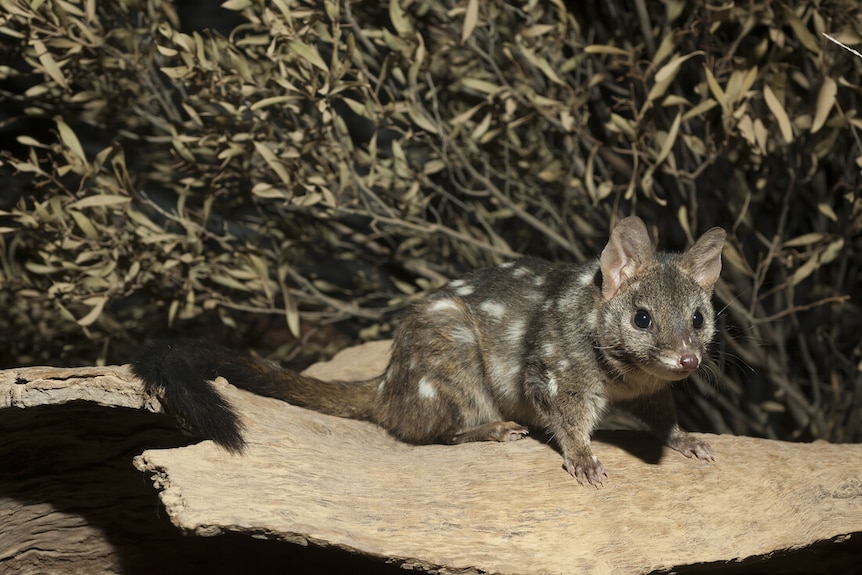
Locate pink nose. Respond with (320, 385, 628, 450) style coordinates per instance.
(679, 353, 699, 370)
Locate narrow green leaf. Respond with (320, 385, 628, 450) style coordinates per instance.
(253, 141, 292, 185)
(221, 0, 251, 10)
(56, 119, 86, 162)
(655, 112, 682, 165)
(32, 39, 68, 89)
(69, 195, 129, 209)
(77, 297, 107, 327)
(389, 0, 413, 36)
(810, 77, 837, 134)
(462, 0, 479, 44)
(288, 40, 328, 72)
(763, 84, 794, 142)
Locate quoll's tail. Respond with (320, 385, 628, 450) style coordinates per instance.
(131, 339, 247, 452)
(131, 339, 379, 452)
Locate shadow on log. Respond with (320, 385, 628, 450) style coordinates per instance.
(1, 341, 861, 574)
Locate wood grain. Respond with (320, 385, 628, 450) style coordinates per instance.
(2, 340, 860, 574)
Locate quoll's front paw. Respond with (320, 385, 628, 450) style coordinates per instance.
(668, 433, 715, 462)
(564, 454, 607, 487)
(494, 421, 530, 442)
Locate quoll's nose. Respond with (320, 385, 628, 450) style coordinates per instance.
(679, 353, 699, 371)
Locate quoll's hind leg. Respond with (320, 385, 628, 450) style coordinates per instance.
(374, 294, 508, 444)
(449, 421, 529, 444)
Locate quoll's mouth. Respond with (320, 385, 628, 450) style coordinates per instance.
(664, 368, 696, 380)
(648, 356, 701, 380)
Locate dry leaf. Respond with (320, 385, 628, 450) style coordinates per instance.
(763, 83, 794, 143)
(461, 0, 479, 44)
(810, 77, 837, 134)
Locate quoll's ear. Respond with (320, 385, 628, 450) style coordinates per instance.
(679, 227, 726, 292)
(600, 217, 655, 300)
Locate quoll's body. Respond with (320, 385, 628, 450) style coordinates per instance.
(133, 217, 726, 486)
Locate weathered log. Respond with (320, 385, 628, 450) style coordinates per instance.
(2, 341, 860, 574)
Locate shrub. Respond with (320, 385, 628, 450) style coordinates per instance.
(1, 0, 860, 441)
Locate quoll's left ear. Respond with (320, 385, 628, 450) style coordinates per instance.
(678, 227, 726, 291)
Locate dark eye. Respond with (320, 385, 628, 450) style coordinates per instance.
(634, 309, 652, 329)
(692, 310, 704, 329)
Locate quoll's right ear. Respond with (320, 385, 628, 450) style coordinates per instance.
(600, 217, 655, 300)
(679, 227, 726, 292)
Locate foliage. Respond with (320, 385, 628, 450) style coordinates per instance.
(0, 0, 860, 441)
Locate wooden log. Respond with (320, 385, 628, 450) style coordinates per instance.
(2, 341, 860, 574)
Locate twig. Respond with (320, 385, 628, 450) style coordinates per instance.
(822, 33, 862, 59)
(751, 295, 850, 324)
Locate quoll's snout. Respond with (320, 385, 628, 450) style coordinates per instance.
(678, 353, 699, 371)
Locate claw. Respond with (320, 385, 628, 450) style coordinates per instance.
(564, 455, 607, 487)
(669, 434, 715, 462)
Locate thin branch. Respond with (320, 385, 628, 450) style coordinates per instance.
(751, 295, 850, 324)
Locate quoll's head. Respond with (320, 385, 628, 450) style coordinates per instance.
(598, 217, 726, 381)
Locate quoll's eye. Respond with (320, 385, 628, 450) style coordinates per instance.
(692, 310, 704, 329)
(633, 309, 652, 329)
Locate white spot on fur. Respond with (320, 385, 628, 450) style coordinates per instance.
(507, 362, 521, 380)
(512, 266, 530, 278)
(488, 356, 519, 398)
(557, 358, 570, 372)
(499, 261, 515, 268)
(455, 284, 475, 296)
(418, 377, 437, 399)
(429, 298, 460, 313)
(542, 342, 557, 358)
(547, 373, 558, 396)
(449, 279, 466, 288)
(479, 300, 507, 319)
(533, 275, 546, 287)
(577, 266, 596, 286)
(506, 319, 526, 345)
(556, 291, 579, 312)
(451, 325, 476, 344)
(524, 289, 543, 302)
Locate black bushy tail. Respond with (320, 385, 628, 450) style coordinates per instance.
(131, 338, 379, 452)
(131, 339, 247, 452)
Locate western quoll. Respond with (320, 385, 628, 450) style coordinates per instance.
(132, 216, 726, 486)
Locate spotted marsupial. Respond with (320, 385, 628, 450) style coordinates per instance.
(133, 216, 726, 486)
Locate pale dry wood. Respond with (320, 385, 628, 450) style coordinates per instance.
(0, 364, 149, 410)
(1, 341, 861, 575)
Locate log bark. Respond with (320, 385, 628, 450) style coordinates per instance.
(2, 340, 860, 574)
